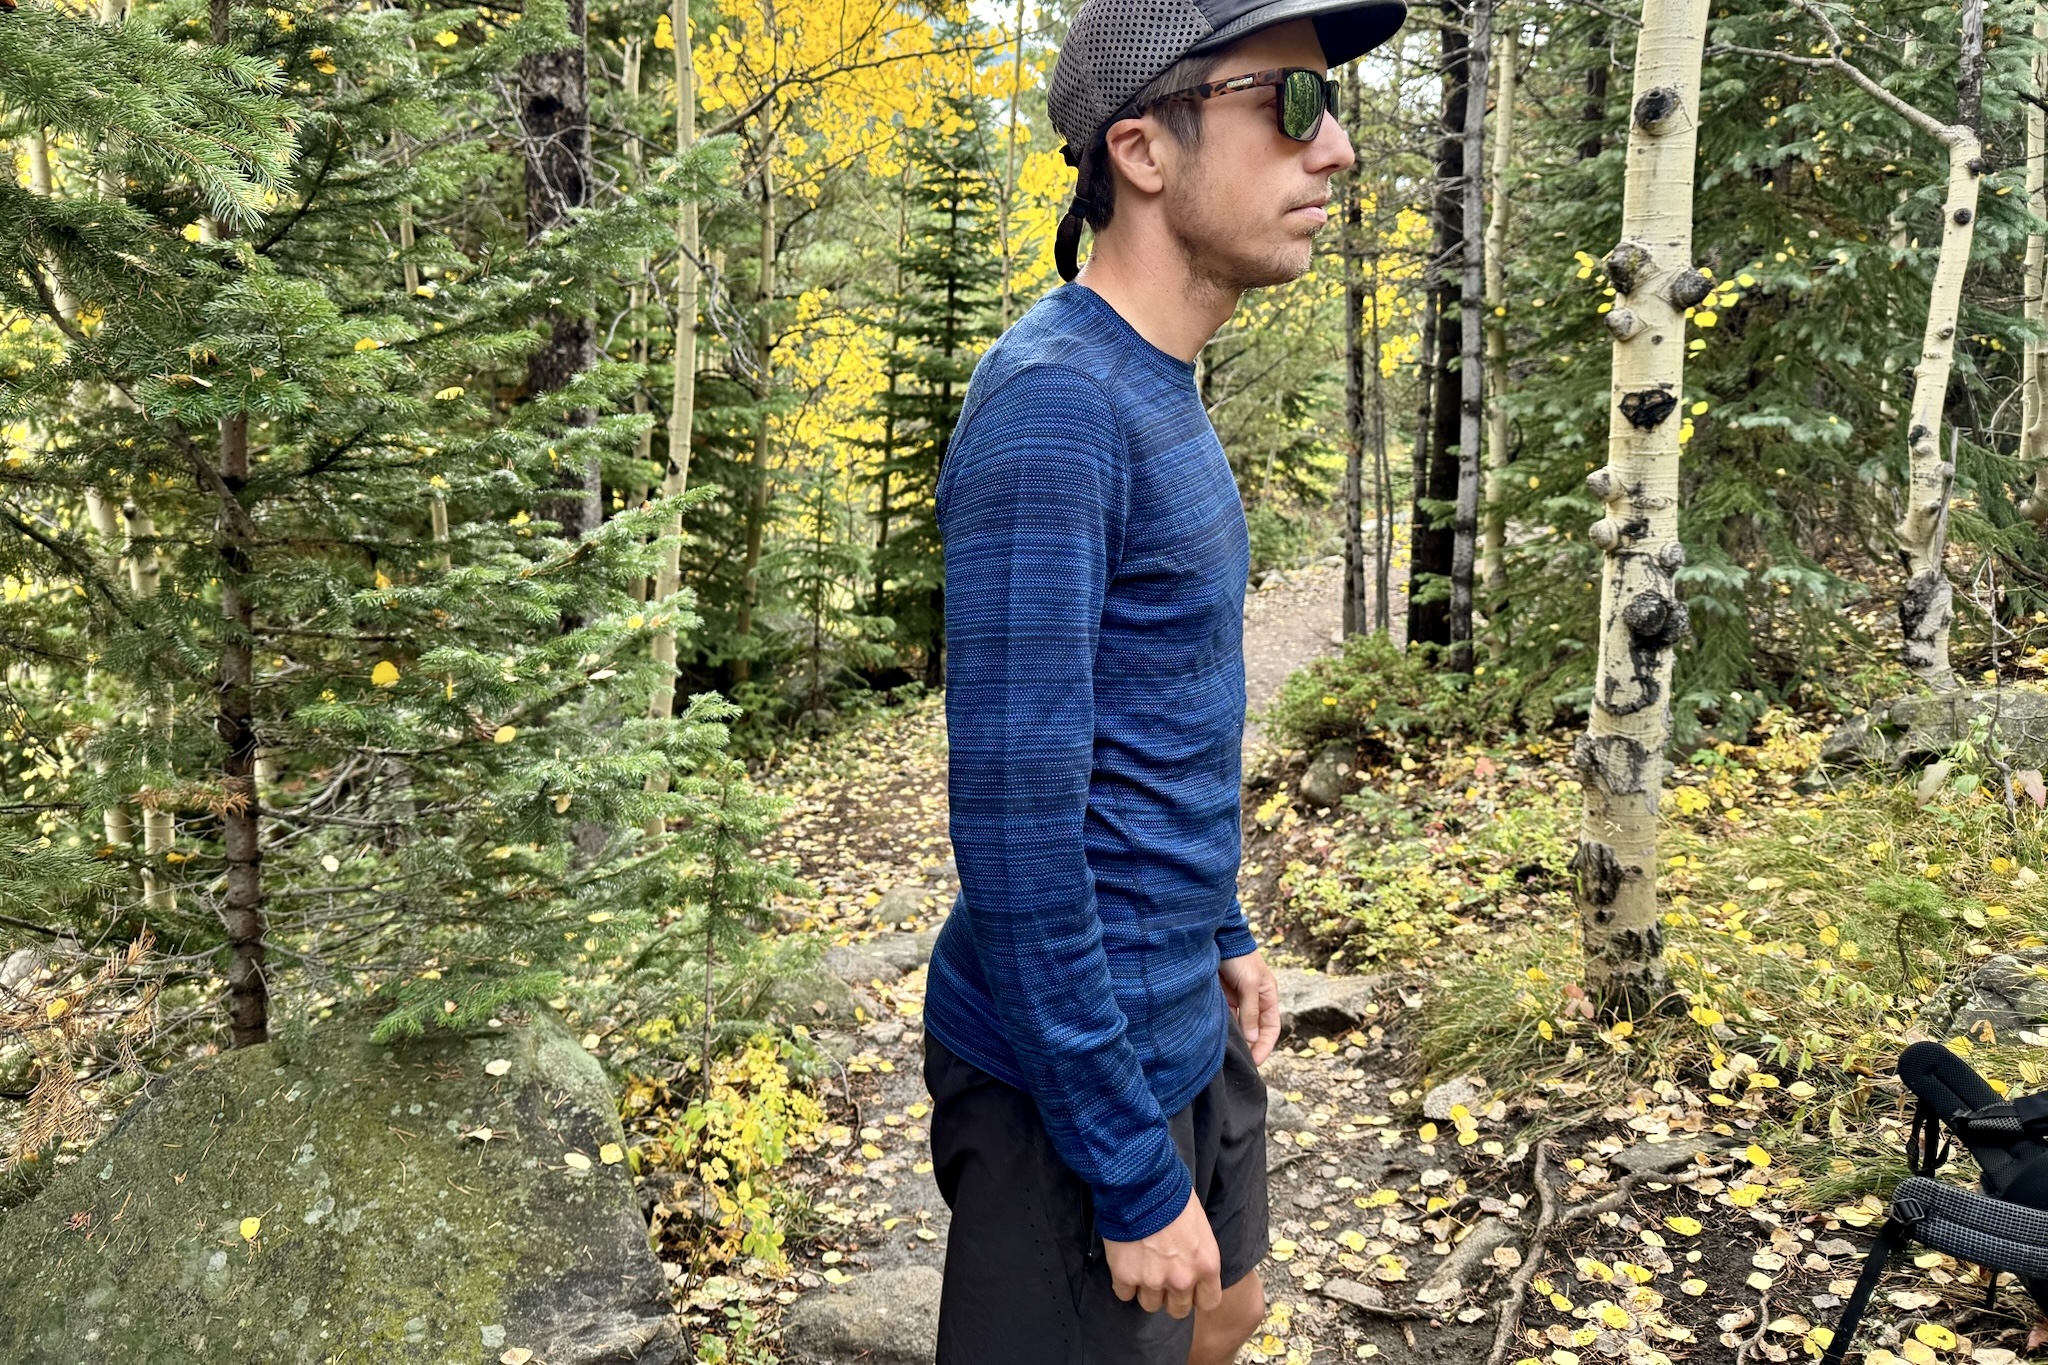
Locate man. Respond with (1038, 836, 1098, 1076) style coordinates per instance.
(920, 0, 1405, 1360)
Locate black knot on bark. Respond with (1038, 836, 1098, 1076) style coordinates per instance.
(1618, 388, 1677, 429)
(1623, 590, 1689, 647)
(1666, 269, 1712, 310)
(1967, 156, 1990, 176)
(1657, 541, 1687, 572)
(1953, 206, 1974, 226)
(1632, 86, 1681, 132)
(1605, 241, 1654, 296)
(1570, 838, 1626, 908)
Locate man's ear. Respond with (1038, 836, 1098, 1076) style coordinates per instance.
(1102, 115, 1168, 199)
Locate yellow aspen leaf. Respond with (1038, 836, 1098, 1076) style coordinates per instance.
(1682, 1278, 1707, 1296)
(45, 998, 69, 1021)
(372, 660, 400, 686)
(1599, 1304, 1632, 1329)
(599, 1143, 624, 1165)
(181, 222, 204, 242)
(562, 1151, 592, 1171)
(374, 570, 391, 589)
(1418, 1122, 1439, 1142)
(433, 29, 458, 45)
(1746, 1143, 1772, 1168)
(822, 1268, 850, 1284)
(1689, 1005, 1724, 1027)
(484, 1058, 511, 1076)
(240, 1216, 262, 1240)
(1339, 1230, 1367, 1252)
(1727, 1183, 1763, 1207)
(493, 726, 517, 744)
(1663, 1215, 1702, 1236)
(500, 1350, 535, 1365)
(1912, 1324, 1956, 1350)
(434, 386, 465, 400)
(653, 12, 674, 48)
(354, 337, 382, 351)
(1269, 1237, 1298, 1262)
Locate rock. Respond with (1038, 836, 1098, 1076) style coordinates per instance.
(1267, 1091, 1309, 1129)
(874, 884, 933, 924)
(1611, 1133, 1719, 1176)
(1817, 688, 2048, 778)
(1274, 968, 1381, 1034)
(1300, 741, 1355, 810)
(1422, 1076, 1488, 1121)
(782, 1265, 942, 1364)
(1921, 949, 2048, 1036)
(823, 946, 902, 987)
(920, 856, 958, 881)
(761, 969, 876, 1024)
(1322, 1278, 1388, 1312)
(870, 927, 942, 974)
(0, 1010, 678, 1365)
(0, 945, 39, 1002)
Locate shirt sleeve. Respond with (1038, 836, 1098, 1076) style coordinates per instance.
(935, 363, 1192, 1243)
(1216, 898, 1259, 960)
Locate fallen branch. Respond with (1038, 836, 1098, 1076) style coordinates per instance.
(1732, 1288, 1772, 1365)
(1485, 1141, 1563, 1365)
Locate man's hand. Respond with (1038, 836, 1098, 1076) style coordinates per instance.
(1103, 1188, 1223, 1318)
(1219, 949, 1280, 1065)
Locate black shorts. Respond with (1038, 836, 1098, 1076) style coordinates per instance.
(922, 1021, 1270, 1365)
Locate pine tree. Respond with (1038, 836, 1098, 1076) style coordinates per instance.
(2, 0, 744, 1054)
(865, 86, 1000, 690)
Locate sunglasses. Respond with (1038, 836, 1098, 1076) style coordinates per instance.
(1143, 67, 1340, 143)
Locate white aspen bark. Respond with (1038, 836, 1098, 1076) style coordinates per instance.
(644, 0, 701, 833)
(1479, 20, 1518, 602)
(1341, 59, 1367, 640)
(2023, 6, 2048, 525)
(126, 500, 175, 916)
(999, 0, 1027, 331)
(1895, 128, 1980, 691)
(1449, 0, 1491, 673)
(1572, 0, 1711, 1013)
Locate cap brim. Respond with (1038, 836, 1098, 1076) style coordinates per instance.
(1191, 0, 1409, 68)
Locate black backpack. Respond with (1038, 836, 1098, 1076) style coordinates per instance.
(1822, 1041, 2048, 1365)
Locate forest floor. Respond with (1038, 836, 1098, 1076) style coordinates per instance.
(697, 561, 2048, 1365)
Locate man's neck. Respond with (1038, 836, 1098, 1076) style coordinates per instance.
(1074, 231, 1240, 364)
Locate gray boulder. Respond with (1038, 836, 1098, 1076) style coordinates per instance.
(822, 946, 903, 988)
(1818, 688, 2048, 776)
(1275, 968, 1382, 1034)
(0, 1010, 677, 1365)
(1610, 1133, 1719, 1176)
(1300, 742, 1355, 810)
(1922, 949, 2048, 1037)
(870, 927, 942, 974)
(782, 1265, 942, 1364)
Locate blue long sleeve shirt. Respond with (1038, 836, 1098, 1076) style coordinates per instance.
(922, 283, 1258, 1243)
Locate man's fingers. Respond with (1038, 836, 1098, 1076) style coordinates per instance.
(1137, 1284, 1164, 1313)
(1166, 1284, 1195, 1319)
(1112, 1273, 1137, 1303)
(1197, 1269, 1225, 1313)
(1238, 996, 1260, 1046)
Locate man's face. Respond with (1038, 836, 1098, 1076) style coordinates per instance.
(1152, 20, 1356, 291)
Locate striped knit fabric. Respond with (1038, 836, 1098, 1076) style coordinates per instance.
(923, 283, 1257, 1243)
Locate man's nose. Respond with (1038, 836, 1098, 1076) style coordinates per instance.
(1311, 111, 1357, 175)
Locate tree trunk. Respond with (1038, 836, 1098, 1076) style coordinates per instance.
(1370, 270, 1393, 634)
(1479, 20, 1518, 606)
(999, 0, 1027, 332)
(1449, 0, 1491, 673)
(644, 0, 701, 833)
(1571, 0, 1712, 1014)
(732, 144, 776, 685)
(1407, 1, 1468, 650)
(521, 0, 599, 541)
(1894, 0, 1984, 692)
(1341, 63, 1368, 640)
(2022, 6, 2048, 527)
(124, 502, 177, 916)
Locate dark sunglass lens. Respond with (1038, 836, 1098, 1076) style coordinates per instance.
(1281, 70, 1324, 140)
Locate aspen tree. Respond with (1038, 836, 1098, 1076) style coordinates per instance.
(999, 0, 1028, 332)
(1724, 0, 1985, 691)
(645, 0, 701, 836)
(2019, 5, 2047, 526)
(1478, 19, 1517, 604)
(1571, 0, 1711, 1012)
(1449, 0, 1491, 673)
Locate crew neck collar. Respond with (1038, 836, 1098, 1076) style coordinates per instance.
(1062, 283, 1199, 378)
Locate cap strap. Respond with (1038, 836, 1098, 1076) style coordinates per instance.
(1055, 145, 1100, 283)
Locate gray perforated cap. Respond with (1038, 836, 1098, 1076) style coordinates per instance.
(1046, 0, 1408, 158)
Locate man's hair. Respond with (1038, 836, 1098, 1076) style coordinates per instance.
(1081, 50, 1217, 232)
